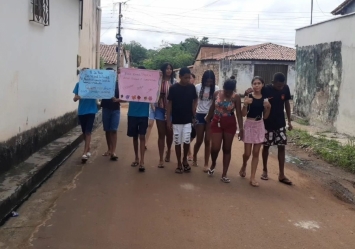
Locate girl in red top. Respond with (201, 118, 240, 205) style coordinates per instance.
(205, 79, 244, 183)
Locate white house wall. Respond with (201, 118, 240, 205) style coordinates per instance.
(79, 0, 100, 69)
(219, 60, 295, 95)
(0, 0, 80, 142)
(295, 13, 355, 136)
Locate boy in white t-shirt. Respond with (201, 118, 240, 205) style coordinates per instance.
(192, 70, 219, 172)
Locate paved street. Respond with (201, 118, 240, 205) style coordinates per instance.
(1, 106, 355, 249)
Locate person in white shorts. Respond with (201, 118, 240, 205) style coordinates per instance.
(167, 67, 198, 174)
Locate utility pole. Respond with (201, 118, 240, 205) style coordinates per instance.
(311, 0, 313, 25)
(116, 2, 123, 72)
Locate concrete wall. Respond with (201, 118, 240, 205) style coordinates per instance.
(0, 0, 100, 173)
(190, 60, 220, 85)
(79, 0, 101, 69)
(219, 60, 296, 95)
(295, 13, 355, 135)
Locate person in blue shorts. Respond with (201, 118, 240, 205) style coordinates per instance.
(73, 68, 99, 163)
(101, 68, 121, 161)
(127, 66, 150, 172)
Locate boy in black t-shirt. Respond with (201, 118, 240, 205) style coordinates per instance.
(245, 72, 293, 185)
(167, 68, 198, 174)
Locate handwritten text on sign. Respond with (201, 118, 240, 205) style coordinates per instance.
(118, 68, 161, 103)
(79, 69, 116, 99)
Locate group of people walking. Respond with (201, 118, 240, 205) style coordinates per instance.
(73, 62, 293, 187)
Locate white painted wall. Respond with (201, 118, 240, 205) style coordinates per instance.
(219, 61, 296, 95)
(296, 13, 355, 136)
(0, 0, 80, 141)
(79, 0, 100, 69)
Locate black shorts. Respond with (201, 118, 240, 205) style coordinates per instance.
(264, 127, 287, 146)
(78, 114, 95, 134)
(127, 116, 149, 138)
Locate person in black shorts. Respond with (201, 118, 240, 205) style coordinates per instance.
(127, 66, 150, 172)
(245, 72, 293, 185)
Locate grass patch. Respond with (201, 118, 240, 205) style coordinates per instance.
(289, 129, 355, 173)
(295, 119, 310, 126)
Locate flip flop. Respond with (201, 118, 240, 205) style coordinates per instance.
(203, 167, 209, 173)
(279, 178, 293, 185)
(131, 162, 139, 167)
(175, 168, 183, 174)
(110, 155, 118, 161)
(139, 166, 145, 172)
(239, 169, 246, 178)
(164, 151, 170, 162)
(250, 181, 259, 187)
(261, 172, 269, 181)
(158, 163, 165, 168)
(183, 163, 191, 172)
(192, 161, 198, 167)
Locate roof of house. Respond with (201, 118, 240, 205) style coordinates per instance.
(193, 44, 245, 61)
(332, 0, 355, 15)
(100, 44, 128, 65)
(203, 43, 296, 62)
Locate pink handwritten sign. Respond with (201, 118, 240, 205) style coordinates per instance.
(118, 68, 161, 103)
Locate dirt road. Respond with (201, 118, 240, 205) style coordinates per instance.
(1, 107, 355, 249)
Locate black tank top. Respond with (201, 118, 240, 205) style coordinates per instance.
(247, 96, 264, 119)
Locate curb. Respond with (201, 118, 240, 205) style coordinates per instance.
(0, 112, 102, 224)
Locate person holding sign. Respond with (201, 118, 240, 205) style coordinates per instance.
(155, 63, 176, 169)
(127, 66, 150, 172)
(73, 68, 99, 163)
(166, 67, 198, 174)
(101, 68, 121, 161)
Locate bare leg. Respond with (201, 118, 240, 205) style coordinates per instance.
(103, 132, 111, 155)
(175, 144, 182, 169)
(193, 125, 205, 165)
(139, 135, 146, 166)
(183, 143, 190, 166)
(165, 122, 173, 162)
(221, 132, 235, 178)
(110, 131, 118, 156)
(240, 143, 252, 177)
(84, 134, 91, 155)
(250, 144, 262, 186)
(156, 120, 166, 166)
(262, 146, 270, 180)
(133, 136, 139, 164)
(203, 123, 211, 170)
(277, 145, 292, 184)
(145, 119, 154, 146)
(210, 133, 223, 171)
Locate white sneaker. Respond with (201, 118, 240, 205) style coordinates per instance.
(86, 152, 91, 158)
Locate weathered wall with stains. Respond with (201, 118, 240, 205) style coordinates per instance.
(219, 60, 296, 95)
(0, 1, 99, 173)
(295, 13, 355, 136)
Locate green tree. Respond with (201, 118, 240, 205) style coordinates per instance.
(123, 41, 148, 66)
(199, 37, 209, 45)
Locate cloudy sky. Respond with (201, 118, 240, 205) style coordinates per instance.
(100, 0, 344, 49)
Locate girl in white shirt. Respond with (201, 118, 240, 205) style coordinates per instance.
(192, 70, 219, 172)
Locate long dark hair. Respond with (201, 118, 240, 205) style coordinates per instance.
(199, 70, 216, 100)
(160, 62, 174, 84)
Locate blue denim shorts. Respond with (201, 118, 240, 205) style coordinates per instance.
(154, 107, 166, 121)
(102, 108, 120, 131)
(195, 113, 207, 125)
(149, 105, 155, 120)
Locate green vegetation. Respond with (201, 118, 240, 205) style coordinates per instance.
(123, 37, 210, 69)
(295, 119, 310, 126)
(289, 130, 355, 173)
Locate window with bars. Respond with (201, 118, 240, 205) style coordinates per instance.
(31, 0, 50, 26)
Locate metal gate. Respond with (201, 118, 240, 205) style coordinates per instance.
(254, 64, 288, 84)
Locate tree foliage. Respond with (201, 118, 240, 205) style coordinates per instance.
(122, 37, 210, 70)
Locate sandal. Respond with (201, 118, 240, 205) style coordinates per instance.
(164, 151, 170, 162)
(139, 166, 145, 172)
(102, 151, 111, 156)
(279, 178, 293, 185)
(250, 181, 259, 187)
(261, 172, 269, 181)
(158, 163, 165, 168)
(221, 177, 231, 183)
(239, 167, 246, 178)
(192, 161, 198, 167)
(183, 163, 191, 172)
(131, 162, 139, 167)
(110, 155, 118, 161)
(187, 156, 193, 161)
(175, 168, 183, 174)
(207, 168, 215, 176)
(203, 166, 209, 173)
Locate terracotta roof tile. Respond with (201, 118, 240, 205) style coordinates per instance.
(100, 44, 125, 65)
(203, 43, 296, 61)
(331, 0, 355, 15)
